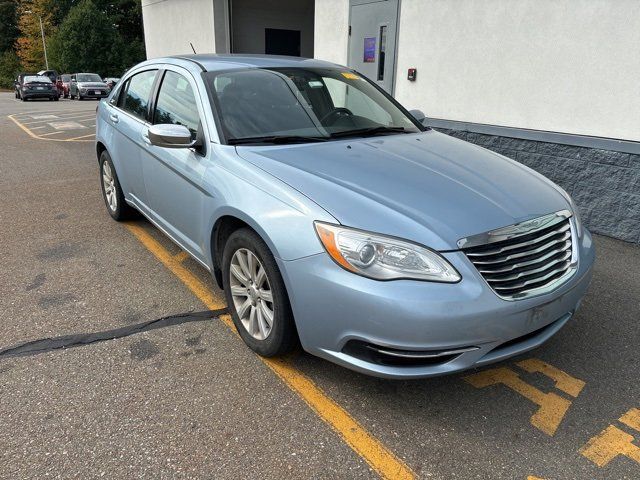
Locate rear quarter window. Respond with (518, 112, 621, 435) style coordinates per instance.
(118, 70, 157, 121)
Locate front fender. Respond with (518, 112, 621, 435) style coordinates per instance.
(201, 145, 338, 267)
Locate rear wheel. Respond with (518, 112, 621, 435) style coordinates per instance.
(99, 150, 137, 221)
(222, 229, 298, 357)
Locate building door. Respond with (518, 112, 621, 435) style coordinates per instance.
(265, 28, 301, 56)
(348, 0, 399, 94)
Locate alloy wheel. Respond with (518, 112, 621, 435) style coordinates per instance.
(229, 248, 274, 340)
(102, 161, 117, 211)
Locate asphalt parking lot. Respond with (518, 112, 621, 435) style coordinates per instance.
(1, 92, 639, 480)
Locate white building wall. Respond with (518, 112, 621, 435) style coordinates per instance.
(314, 0, 350, 65)
(142, 0, 216, 58)
(394, 0, 640, 141)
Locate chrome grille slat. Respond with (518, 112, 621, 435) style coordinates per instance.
(465, 223, 571, 257)
(471, 238, 571, 265)
(478, 248, 571, 274)
(483, 255, 571, 282)
(492, 264, 571, 291)
(461, 214, 576, 300)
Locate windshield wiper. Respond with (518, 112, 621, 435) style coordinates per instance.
(329, 126, 407, 139)
(228, 135, 329, 145)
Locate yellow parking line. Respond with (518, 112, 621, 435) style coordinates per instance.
(125, 222, 415, 480)
(173, 251, 190, 263)
(65, 133, 96, 141)
(8, 114, 94, 142)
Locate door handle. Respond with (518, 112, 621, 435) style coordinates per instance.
(109, 113, 119, 123)
(141, 132, 152, 145)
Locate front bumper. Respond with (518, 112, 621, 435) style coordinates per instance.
(79, 89, 109, 98)
(278, 229, 595, 379)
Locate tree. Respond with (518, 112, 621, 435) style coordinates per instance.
(15, 0, 54, 71)
(0, 0, 20, 52)
(0, 49, 21, 88)
(47, 0, 144, 76)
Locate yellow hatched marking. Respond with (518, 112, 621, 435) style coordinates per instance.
(65, 133, 95, 141)
(125, 222, 416, 480)
(464, 365, 574, 436)
(22, 114, 96, 125)
(580, 408, 640, 467)
(8, 114, 94, 142)
(620, 408, 640, 431)
(516, 358, 586, 397)
(580, 424, 640, 467)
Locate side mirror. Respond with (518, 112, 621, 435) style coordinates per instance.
(409, 109, 426, 124)
(148, 124, 196, 149)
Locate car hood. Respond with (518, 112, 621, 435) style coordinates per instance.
(235, 130, 570, 251)
(78, 82, 107, 88)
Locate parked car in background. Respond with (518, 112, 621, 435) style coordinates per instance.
(69, 73, 109, 100)
(96, 55, 595, 379)
(14, 73, 35, 99)
(37, 70, 64, 97)
(103, 77, 120, 90)
(60, 74, 72, 98)
(19, 75, 59, 101)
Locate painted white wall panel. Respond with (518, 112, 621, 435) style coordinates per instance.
(314, 0, 350, 65)
(394, 0, 640, 141)
(142, 0, 216, 58)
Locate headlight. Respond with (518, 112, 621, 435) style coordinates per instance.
(557, 187, 583, 237)
(314, 222, 461, 282)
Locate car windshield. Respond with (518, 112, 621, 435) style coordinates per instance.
(61, 75, 71, 82)
(77, 74, 102, 82)
(24, 76, 51, 83)
(205, 67, 423, 144)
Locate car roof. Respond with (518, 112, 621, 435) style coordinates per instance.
(158, 54, 345, 72)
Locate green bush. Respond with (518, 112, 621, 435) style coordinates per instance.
(0, 49, 21, 89)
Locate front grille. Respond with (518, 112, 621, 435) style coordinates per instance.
(461, 213, 576, 300)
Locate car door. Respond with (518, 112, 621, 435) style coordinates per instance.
(140, 67, 209, 261)
(105, 69, 158, 208)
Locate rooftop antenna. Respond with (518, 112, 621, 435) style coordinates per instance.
(190, 43, 197, 54)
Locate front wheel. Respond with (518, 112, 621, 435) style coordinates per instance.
(99, 151, 137, 221)
(222, 229, 298, 357)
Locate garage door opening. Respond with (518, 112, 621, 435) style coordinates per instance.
(230, 0, 315, 57)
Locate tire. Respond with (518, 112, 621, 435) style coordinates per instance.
(99, 150, 137, 221)
(54, 96, 59, 101)
(222, 228, 298, 357)
(78, 93, 83, 100)
(22, 97, 28, 102)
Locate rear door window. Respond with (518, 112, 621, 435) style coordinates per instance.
(119, 70, 158, 121)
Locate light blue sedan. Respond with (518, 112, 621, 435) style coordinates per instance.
(96, 55, 594, 379)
